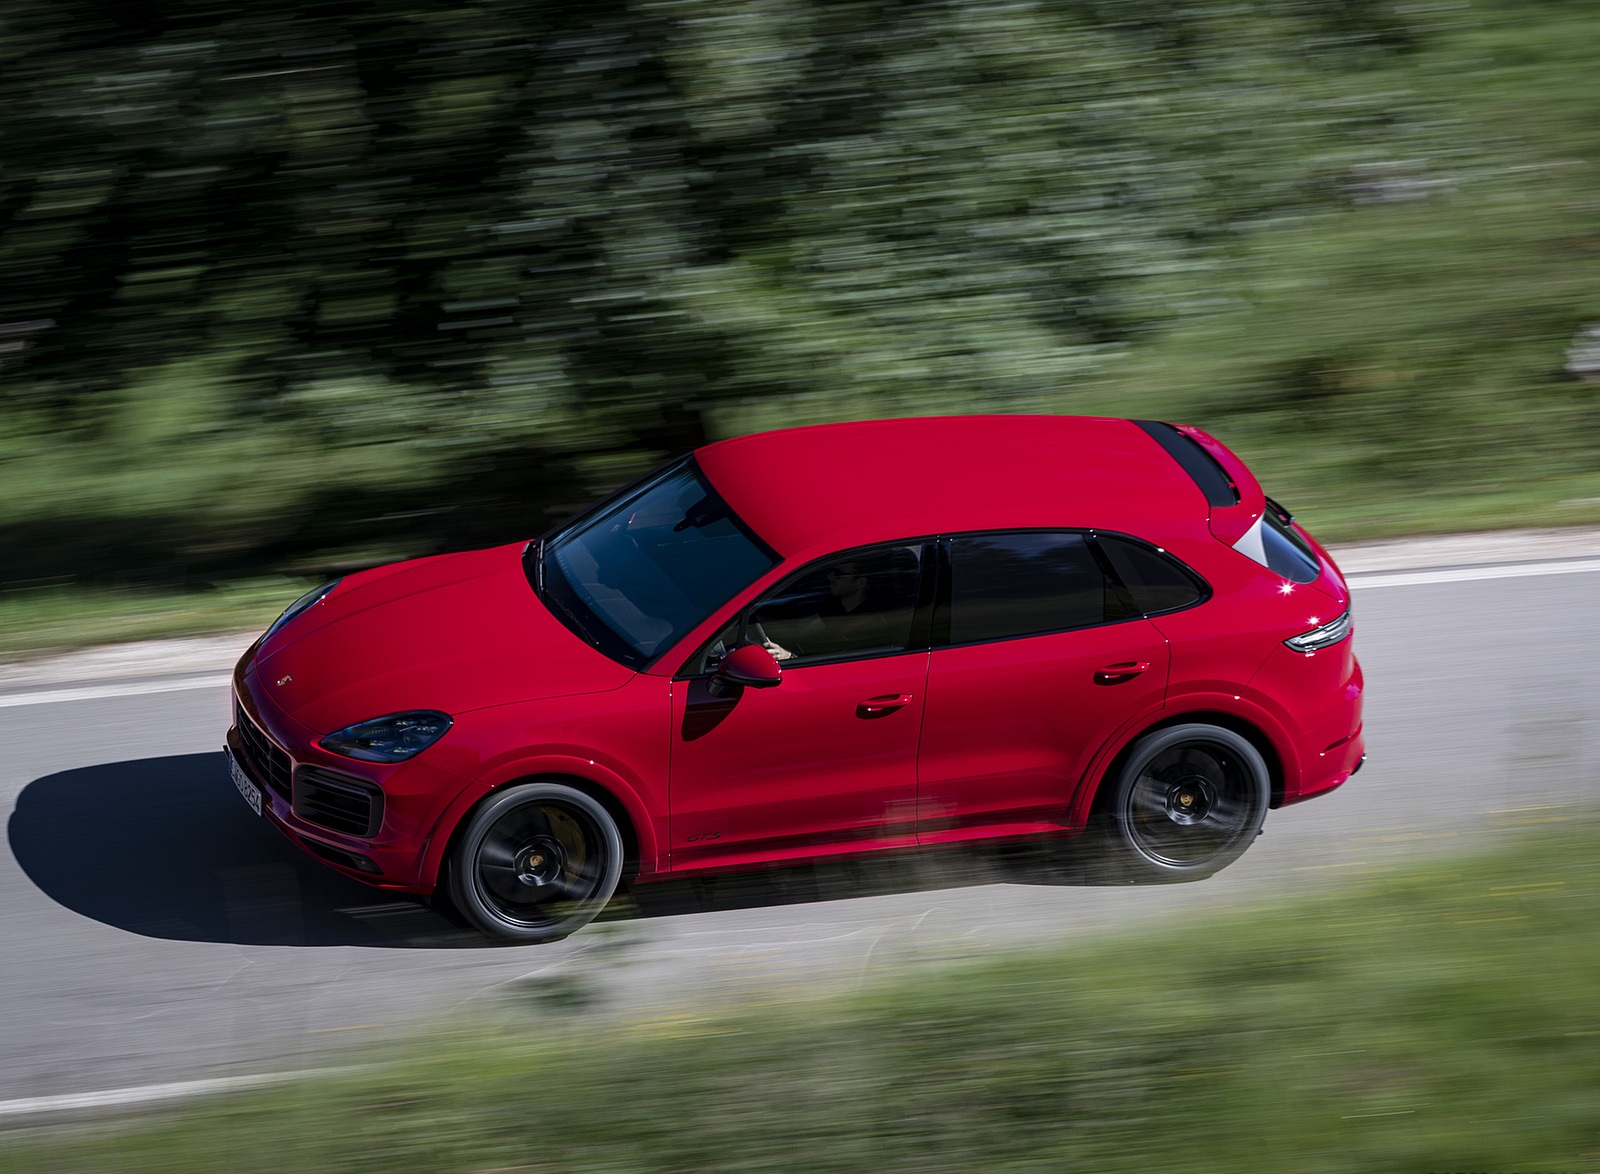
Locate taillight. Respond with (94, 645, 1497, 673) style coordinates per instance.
(1285, 609, 1352, 653)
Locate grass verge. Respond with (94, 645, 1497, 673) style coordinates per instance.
(0, 580, 304, 661)
(7, 814, 1599, 1172)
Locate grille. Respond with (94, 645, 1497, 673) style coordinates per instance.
(237, 703, 292, 801)
(294, 766, 383, 838)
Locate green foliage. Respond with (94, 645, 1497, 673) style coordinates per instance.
(7, 814, 1599, 1171)
(0, 0, 1455, 579)
(2, 0, 1597, 602)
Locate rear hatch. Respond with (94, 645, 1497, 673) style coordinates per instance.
(1133, 419, 1348, 607)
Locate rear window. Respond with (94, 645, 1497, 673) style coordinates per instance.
(1261, 510, 1321, 584)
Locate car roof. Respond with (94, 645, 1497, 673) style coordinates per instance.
(694, 415, 1210, 558)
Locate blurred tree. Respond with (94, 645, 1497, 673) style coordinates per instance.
(0, 0, 1438, 585)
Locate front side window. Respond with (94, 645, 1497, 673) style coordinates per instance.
(947, 532, 1132, 645)
(541, 461, 777, 667)
(698, 544, 927, 671)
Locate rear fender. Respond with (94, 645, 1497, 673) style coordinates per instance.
(1066, 690, 1300, 826)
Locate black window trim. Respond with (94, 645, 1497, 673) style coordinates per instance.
(674, 537, 940, 679)
(930, 527, 1213, 652)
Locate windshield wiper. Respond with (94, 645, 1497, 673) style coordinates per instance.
(549, 595, 604, 650)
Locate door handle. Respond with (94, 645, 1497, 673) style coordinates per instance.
(857, 693, 914, 717)
(1094, 661, 1150, 685)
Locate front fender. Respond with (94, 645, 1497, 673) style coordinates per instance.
(416, 750, 665, 892)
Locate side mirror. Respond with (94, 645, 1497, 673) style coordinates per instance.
(710, 643, 782, 696)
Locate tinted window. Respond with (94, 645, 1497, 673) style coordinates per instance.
(1262, 511, 1321, 584)
(1096, 535, 1206, 615)
(543, 462, 777, 665)
(949, 533, 1125, 644)
(747, 545, 925, 666)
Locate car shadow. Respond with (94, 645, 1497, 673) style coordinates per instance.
(9, 753, 1113, 948)
(9, 753, 480, 948)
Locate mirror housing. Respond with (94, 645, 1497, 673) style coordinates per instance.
(710, 643, 783, 696)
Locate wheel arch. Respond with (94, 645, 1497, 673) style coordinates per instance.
(419, 760, 658, 893)
(1078, 708, 1288, 825)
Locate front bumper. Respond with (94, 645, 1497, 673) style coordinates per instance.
(227, 656, 463, 894)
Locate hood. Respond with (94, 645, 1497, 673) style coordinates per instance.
(252, 543, 635, 734)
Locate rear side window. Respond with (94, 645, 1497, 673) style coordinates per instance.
(948, 532, 1131, 644)
(1096, 535, 1208, 615)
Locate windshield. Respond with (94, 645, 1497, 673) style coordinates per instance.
(539, 460, 778, 667)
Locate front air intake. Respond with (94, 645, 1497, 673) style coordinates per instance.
(293, 766, 384, 837)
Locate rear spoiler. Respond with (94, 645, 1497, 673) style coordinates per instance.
(1133, 420, 1266, 545)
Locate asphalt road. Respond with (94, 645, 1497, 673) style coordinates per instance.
(3, 541, 1599, 1111)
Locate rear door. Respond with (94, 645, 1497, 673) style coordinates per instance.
(916, 531, 1170, 842)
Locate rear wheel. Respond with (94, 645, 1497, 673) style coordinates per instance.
(449, 782, 623, 943)
(1103, 724, 1269, 881)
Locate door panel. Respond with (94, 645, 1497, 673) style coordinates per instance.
(916, 621, 1168, 842)
(669, 652, 928, 870)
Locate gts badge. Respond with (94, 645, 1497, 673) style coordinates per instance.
(685, 831, 722, 843)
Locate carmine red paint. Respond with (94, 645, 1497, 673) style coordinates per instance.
(226, 415, 1363, 938)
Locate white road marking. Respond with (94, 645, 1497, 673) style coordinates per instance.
(1346, 557, 1600, 590)
(0, 1068, 349, 1118)
(0, 673, 231, 709)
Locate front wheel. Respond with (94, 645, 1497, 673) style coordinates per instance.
(1102, 724, 1270, 881)
(449, 782, 624, 944)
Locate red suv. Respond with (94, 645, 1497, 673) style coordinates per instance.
(226, 416, 1364, 942)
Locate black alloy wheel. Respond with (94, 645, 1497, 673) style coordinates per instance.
(449, 782, 624, 943)
(1105, 723, 1270, 880)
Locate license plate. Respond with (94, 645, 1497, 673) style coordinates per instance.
(228, 748, 263, 817)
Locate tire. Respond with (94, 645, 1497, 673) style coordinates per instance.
(448, 782, 624, 944)
(1102, 723, 1270, 882)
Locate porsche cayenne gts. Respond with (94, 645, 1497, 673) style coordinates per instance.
(226, 416, 1364, 942)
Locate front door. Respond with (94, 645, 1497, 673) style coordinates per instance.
(669, 543, 931, 870)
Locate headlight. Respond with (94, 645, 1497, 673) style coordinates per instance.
(1285, 609, 1352, 653)
(264, 579, 341, 642)
(320, 711, 453, 763)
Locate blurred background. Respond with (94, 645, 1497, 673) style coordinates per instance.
(4, 5, 1600, 1165)
(1, 0, 1598, 650)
